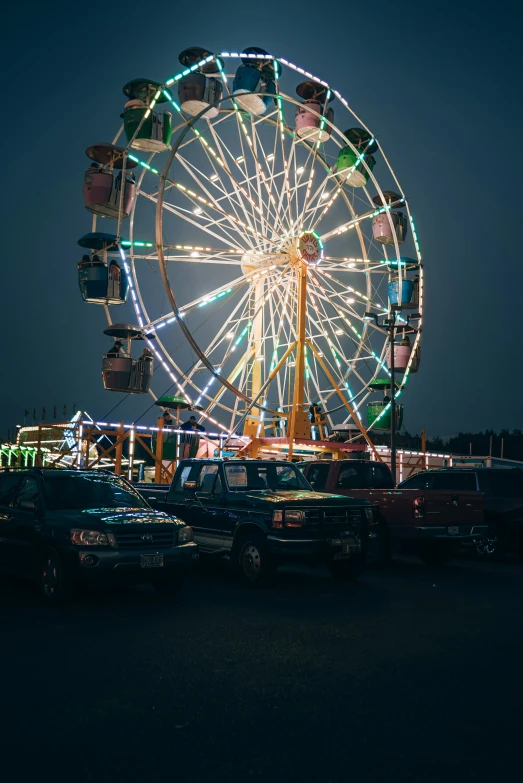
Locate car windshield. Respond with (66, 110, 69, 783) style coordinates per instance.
(43, 474, 148, 511)
(224, 463, 311, 492)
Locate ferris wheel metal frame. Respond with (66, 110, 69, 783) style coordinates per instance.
(90, 50, 424, 456)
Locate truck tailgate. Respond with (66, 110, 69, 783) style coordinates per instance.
(338, 488, 484, 528)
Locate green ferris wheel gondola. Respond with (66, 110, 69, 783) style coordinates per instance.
(155, 395, 204, 412)
(122, 78, 173, 152)
(336, 128, 378, 187)
(154, 397, 205, 461)
(367, 402, 403, 431)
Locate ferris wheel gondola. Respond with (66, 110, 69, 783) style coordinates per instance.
(78, 47, 424, 444)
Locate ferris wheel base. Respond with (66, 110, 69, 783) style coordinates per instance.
(236, 437, 368, 460)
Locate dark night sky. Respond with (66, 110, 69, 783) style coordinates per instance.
(2, 0, 522, 438)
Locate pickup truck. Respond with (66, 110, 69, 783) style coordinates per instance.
(398, 468, 523, 558)
(302, 460, 487, 565)
(138, 459, 374, 585)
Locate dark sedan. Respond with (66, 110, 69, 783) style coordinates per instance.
(0, 468, 198, 602)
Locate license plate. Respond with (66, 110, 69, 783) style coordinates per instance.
(140, 554, 164, 568)
(333, 537, 360, 559)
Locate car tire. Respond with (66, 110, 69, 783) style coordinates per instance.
(235, 531, 275, 586)
(152, 570, 185, 595)
(39, 548, 74, 604)
(419, 544, 452, 566)
(328, 553, 365, 581)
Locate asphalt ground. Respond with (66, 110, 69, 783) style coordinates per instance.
(1, 555, 522, 783)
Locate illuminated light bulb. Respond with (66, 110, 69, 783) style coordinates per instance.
(210, 173, 219, 181)
(346, 298, 355, 304)
(191, 252, 199, 258)
(236, 156, 245, 163)
(266, 153, 275, 161)
(335, 329, 343, 335)
(296, 166, 305, 174)
(321, 192, 330, 201)
(193, 207, 202, 215)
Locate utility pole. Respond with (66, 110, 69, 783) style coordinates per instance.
(389, 308, 397, 485)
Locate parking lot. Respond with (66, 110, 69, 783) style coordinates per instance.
(2, 555, 522, 782)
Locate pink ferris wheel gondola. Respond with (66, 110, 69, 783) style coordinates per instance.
(83, 143, 137, 220)
(295, 81, 334, 143)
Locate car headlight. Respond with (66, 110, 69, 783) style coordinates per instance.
(70, 529, 113, 546)
(178, 526, 194, 543)
(284, 510, 304, 528)
(272, 510, 283, 528)
(363, 507, 374, 522)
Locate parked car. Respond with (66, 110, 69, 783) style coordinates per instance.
(398, 468, 523, 557)
(138, 459, 374, 585)
(302, 460, 487, 565)
(0, 468, 198, 602)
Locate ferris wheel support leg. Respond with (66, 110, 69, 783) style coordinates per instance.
(114, 422, 125, 476)
(226, 342, 298, 450)
(288, 263, 311, 460)
(305, 340, 382, 463)
(244, 278, 265, 439)
(155, 417, 165, 485)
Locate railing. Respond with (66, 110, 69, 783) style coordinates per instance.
(2, 418, 247, 484)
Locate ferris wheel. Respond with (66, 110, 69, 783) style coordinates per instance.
(78, 46, 423, 446)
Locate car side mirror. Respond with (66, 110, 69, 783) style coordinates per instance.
(183, 481, 197, 491)
(19, 499, 38, 512)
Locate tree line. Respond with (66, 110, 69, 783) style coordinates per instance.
(389, 430, 523, 461)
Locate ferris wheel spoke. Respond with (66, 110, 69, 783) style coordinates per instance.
(184, 123, 266, 241)
(127, 152, 259, 250)
(231, 110, 269, 239)
(302, 180, 341, 232)
(321, 256, 387, 274)
(306, 302, 351, 379)
(250, 117, 290, 245)
(307, 271, 384, 369)
(266, 279, 288, 412)
(175, 152, 261, 247)
(287, 135, 327, 234)
(250, 118, 272, 245)
(158, 147, 284, 250)
(181, 287, 256, 394)
(201, 345, 256, 421)
(226, 97, 290, 240)
(179, 261, 291, 406)
(269, 92, 296, 232)
(162, 183, 268, 251)
(319, 204, 390, 244)
(207, 116, 285, 245)
(138, 188, 255, 252)
(306, 275, 380, 394)
(315, 267, 388, 318)
(209, 121, 264, 242)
